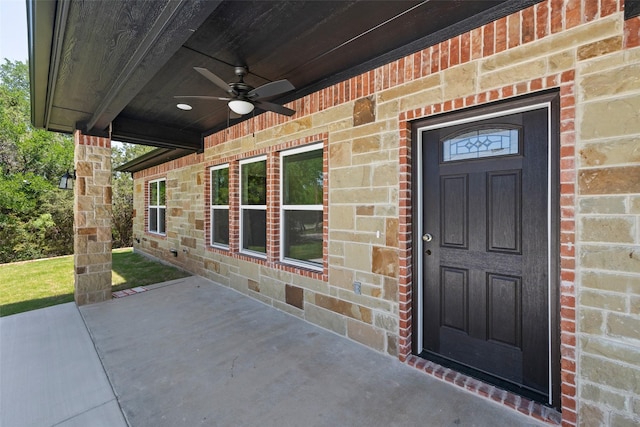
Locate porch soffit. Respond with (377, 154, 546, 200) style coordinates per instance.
(28, 0, 544, 167)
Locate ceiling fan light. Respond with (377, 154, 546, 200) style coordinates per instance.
(228, 99, 254, 115)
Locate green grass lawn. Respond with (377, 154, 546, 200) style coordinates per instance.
(0, 248, 191, 317)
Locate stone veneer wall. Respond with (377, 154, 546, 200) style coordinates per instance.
(74, 131, 112, 305)
(575, 14, 640, 426)
(131, 1, 640, 425)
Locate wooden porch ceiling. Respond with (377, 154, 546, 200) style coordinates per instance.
(28, 0, 543, 153)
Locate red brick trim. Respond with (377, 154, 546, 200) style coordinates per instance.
(390, 2, 587, 421)
(397, 68, 577, 427)
(267, 152, 281, 264)
(203, 133, 329, 282)
(75, 132, 111, 148)
(133, 152, 203, 180)
(406, 355, 563, 424)
(397, 71, 576, 424)
(624, 15, 640, 47)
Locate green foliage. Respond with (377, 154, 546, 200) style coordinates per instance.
(0, 58, 154, 261)
(283, 149, 323, 205)
(0, 255, 75, 317)
(0, 60, 72, 180)
(0, 59, 76, 263)
(241, 160, 267, 205)
(211, 167, 229, 205)
(0, 248, 191, 316)
(111, 248, 191, 290)
(111, 142, 153, 248)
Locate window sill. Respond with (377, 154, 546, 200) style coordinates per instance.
(239, 249, 267, 260)
(210, 244, 230, 251)
(280, 258, 323, 273)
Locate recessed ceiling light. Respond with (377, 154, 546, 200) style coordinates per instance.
(176, 103, 192, 111)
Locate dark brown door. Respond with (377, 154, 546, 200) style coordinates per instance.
(421, 108, 549, 402)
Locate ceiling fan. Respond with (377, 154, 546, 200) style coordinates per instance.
(175, 66, 296, 117)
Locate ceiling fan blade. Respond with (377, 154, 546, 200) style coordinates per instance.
(248, 79, 295, 99)
(193, 67, 236, 95)
(254, 100, 296, 117)
(174, 95, 232, 101)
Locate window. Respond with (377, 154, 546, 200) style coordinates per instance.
(240, 156, 267, 256)
(148, 179, 166, 235)
(442, 125, 521, 162)
(280, 143, 323, 269)
(210, 165, 229, 248)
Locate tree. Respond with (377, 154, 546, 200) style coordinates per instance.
(0, 59, 74, 263)
(111, 142, 153, 248)
(1, 59, 154, 261)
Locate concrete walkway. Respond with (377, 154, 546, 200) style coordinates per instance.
(2, 276, 544, 426)
(0, 302, 127, 427)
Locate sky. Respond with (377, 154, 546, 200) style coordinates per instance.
(1, 0, 28, 62)
(0, 1, 127, 147)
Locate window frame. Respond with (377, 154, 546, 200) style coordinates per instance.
(279, 143, 324, 271)
(148, 178, 166, 236)
(210, 164, 230, 249)
(239, 155, 268, 258)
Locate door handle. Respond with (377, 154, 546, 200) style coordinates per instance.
(422, 233, 433, 242)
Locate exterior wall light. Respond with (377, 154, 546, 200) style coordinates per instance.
(59, 170, 76, 190)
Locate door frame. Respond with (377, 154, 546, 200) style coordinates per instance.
(410, 91, 561, 407)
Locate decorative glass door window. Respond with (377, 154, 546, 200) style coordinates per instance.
(210, 165, 229, 248)
(148, 179, 166, 235)
(240, 156, 267, 256)
(280, 143, 323, 269)
(441, 126, 521, 162)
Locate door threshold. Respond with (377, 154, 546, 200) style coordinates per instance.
(418, 350, 549, 404)
(406, 354, 562, 424)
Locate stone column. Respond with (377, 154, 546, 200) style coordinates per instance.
(74, 130, 112, 305)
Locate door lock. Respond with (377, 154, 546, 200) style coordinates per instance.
(422, 233, 433, 242)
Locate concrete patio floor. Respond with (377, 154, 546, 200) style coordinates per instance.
(2, 276, 545, 426)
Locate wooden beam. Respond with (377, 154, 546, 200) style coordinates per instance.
(115, 147, 196, 173)
(111, 117, 202, 151)
(85, 0, 223, 134)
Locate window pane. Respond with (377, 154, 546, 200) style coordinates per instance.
(242, 209, 266, 253)
(283, 210, 323, 265)
(150, 182, 158, 205)
(149, 207, 158, 232)
(442, 127, 520, 162)
(159, 180, 166, 205)
(158, 207, 166, 234)
(241, 160, 266, 205)
(283, 149, 323, 205)
(212, 209, 229, 246)
(211, 168, 229, 205)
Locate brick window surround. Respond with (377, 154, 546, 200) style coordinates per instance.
(143, 176, 168, 240)
(204, 134, 330, 282)
(209, 164, 230, 248)
(147, 178, 167, 235)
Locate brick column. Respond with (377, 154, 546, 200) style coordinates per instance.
(74, 130, 112, 305)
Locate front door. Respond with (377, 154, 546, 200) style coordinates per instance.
(420, 105, 552, 403)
